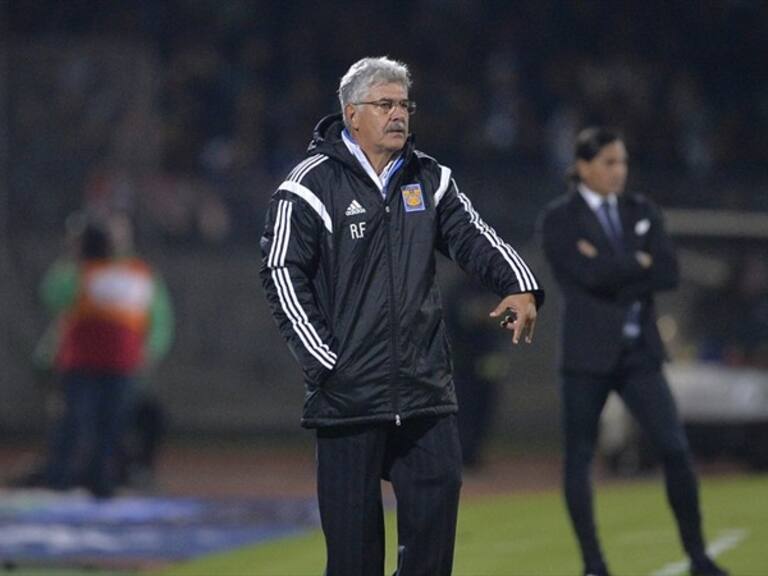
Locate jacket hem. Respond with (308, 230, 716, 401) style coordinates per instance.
(301, 405, 457, 429)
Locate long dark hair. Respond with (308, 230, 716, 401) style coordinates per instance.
(566, 126, 623, 184)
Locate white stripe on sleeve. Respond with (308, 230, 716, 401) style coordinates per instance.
(292, 155, 328, 183)
(454, 183, 538, 291)
(276, 268, 336, 361)
(278, 180, 333, 234)
(287, 154, 322, 181)
(268, 200, 289, 268)
(267, 197, 336, 369)
(434, 165, 453, 207)
(272, 269, 336, 370)
(481, 219, 537, 290)
(275, 201, 292, 266)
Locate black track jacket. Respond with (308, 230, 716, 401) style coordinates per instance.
(261, 115, 544, 428)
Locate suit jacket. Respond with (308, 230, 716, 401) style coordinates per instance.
(539, 188, 679, 374)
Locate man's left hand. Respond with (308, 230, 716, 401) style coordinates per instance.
(490, 293, 537, 344)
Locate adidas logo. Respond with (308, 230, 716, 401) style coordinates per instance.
(345, 199, 367, 217)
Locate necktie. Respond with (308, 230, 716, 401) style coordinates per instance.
(599, 200, 641, 338)
(599, 200, 623, 252)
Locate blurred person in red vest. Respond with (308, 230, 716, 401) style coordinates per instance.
(38, 214, 173, 498)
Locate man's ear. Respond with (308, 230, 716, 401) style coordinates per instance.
(345, 104, 359, 131)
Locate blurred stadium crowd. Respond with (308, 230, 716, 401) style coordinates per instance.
(7, 0, 768, 241)
(2, 0, 767, 438)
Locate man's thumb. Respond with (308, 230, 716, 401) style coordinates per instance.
(489, 303, 507, 317)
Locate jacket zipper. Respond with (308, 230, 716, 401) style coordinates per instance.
(383, 202, 402, 426)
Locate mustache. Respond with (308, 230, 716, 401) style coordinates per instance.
(386, 122, 407, 133)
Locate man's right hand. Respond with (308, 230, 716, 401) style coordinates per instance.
(489, 293, 537, 344)
(577, 239, 598, 258)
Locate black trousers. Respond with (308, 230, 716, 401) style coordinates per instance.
(316, 414, 463, 576)
(561, 341, 707, 573)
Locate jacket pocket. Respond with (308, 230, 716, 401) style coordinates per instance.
(414, 321, 452, 380)
(305, 363, 334, 391)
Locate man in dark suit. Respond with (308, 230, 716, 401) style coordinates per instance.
(539, 127, 727, 576)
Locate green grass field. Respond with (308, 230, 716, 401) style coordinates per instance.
(1, 564, 130, 576)
(159, 474, 768, 576)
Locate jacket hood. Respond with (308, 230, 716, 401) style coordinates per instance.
(307, 113, 345, 153)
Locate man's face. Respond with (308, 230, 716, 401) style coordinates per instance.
(577, 140, 628, 196)
(345, 82, 410, 157)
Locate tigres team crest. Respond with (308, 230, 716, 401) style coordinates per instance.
(401, 183, 425, 213)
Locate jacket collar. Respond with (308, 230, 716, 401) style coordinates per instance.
(307, 113, 416, 184)
(571, 187, 643, 251)
(571, 188, 618, 252)
(577, 183, 618, 212)
(341, 128, 404, 194)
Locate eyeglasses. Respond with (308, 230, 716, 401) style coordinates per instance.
(353, 99, 417, 115)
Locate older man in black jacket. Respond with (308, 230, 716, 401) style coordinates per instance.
(261, 56, 543, 576)
(539, 127, 727, 576)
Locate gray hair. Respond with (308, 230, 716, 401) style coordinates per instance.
(338, 57, 411, 125)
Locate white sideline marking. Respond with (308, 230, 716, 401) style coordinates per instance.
(650, 528, 748, 576)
